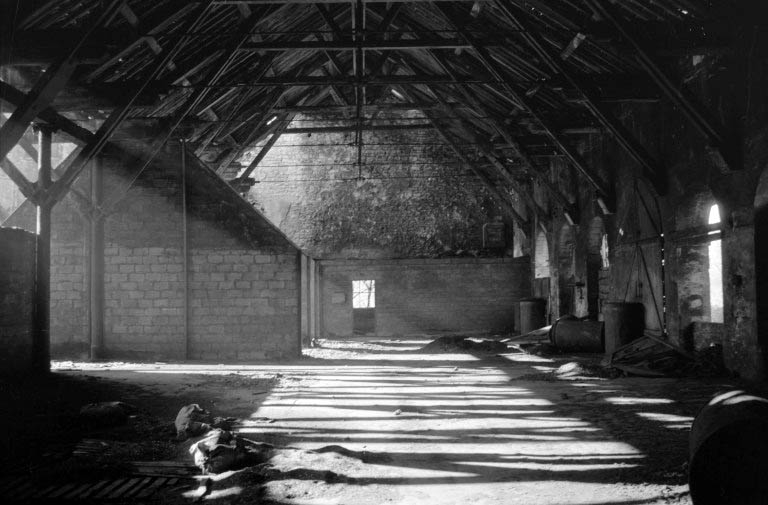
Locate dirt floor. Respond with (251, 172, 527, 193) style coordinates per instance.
(0, 337, 744, 504)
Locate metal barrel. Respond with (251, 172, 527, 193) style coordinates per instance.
(689, 390, 768, 505)
(519, 298, 547, 335)
(549, 317, 604, 352)
(602, 301, 645, 355)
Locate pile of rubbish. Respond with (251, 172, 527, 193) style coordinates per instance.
(505, 321, 728, 378)
(419, 335, 508, 354)
(174, 403, 236, 441)
(609, 335, 726, 378)
(188, 428, 272, 474)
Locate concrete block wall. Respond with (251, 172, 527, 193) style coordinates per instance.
(189, 249, 299, 360)
(3, 140, 301, 362)
(0, 228, 36, 374)
(320, 257, 530, 336)
(103, 245, 186, 359)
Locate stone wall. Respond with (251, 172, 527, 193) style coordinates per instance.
(320, 257, 530, 337)
(0, 228, 36, 374)
(530, 46, 768, 380)
(240, 119, 520, 259)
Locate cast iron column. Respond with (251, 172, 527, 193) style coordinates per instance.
(89, 157, 105, 359)
(33, 123, 55, 373)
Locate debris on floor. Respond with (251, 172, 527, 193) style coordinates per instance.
(553, 361, 620, 379)
(79, 401, 137, 428)
(419, 335, 508, 354)
(610, 335, 695, 377)
(189, 429, 272, 474)
(514, 341, 559, 356)
(502, 325, 552, 343)
(511, 361, 620, 381)
(175, 404, 236, 440)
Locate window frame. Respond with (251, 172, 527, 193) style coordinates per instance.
(352, 279, 376, 309)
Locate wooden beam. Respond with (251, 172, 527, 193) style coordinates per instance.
(394, 87, 530, 230)
(236, 123, 290, 181)
(425, 49, 576, 221)
(494, 3, 665, 194)
(0, 0, 123, 198)
(433, 4, 611, 203)
(429, 116, 531, 230)
(195, 88, 254, 155)
(280, 123, 434, 134)
(167, 75, 488, 86)
(238, 39, 473, 50)
(85, 1, 194, 82)
(44, 1, 216, 206)
(373, 3, 402, 36)
(314, 3, 346, 41)
(0, 81, 96, 145)
(0, 52, 76, 163)
(0, 158, 37, 201)
(214, 89, 288, 173)
(392, 67, 548, 227)
(584, 0, 738, 172)
(211, 0, 489, 3)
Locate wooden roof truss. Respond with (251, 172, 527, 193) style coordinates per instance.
(0, 0, 744, 228)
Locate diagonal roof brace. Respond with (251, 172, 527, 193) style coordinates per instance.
(493, 1, 666, 195)
(433, 3, 613, 213)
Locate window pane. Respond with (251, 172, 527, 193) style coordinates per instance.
(352, 280, 375, 308)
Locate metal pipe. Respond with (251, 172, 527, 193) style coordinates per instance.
(181, 140, 190, 360)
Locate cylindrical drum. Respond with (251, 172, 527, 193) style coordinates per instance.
(689, 390, 768, 505)
(519, 298, 547, 335)
(549, 318, 604, 352)
(602, 301, 644, 355)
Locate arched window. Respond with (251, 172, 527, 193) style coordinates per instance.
(600, 234, 610, 269)
(708, 204, 723, 322)
(534, 231, 550, 279)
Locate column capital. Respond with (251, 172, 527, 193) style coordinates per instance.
(32, 122, 58, 135)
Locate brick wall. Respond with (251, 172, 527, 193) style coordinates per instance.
(320, 257, 531, 336)
(0, 228, 36, 374)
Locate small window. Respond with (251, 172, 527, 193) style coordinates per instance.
(600, 233, 610, 269)
(352, 280, 375, 308)
(708, 204, 723, 323)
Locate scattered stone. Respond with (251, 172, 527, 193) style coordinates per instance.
(393, 409, 402, 416)
(189, 429, 272, 474)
